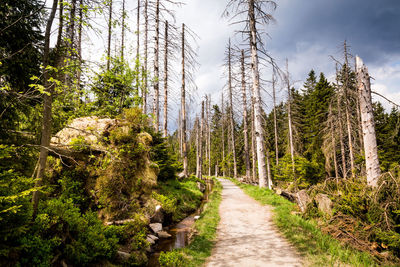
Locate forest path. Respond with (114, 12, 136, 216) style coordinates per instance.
(206, 179, 302, 267)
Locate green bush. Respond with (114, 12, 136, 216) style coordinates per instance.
(159, 250, 188, 267)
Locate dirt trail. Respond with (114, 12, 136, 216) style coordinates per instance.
(206, 179, 302, 267)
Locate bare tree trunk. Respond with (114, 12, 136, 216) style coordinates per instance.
(336, 64, 347, 178)
(343, 42, 355, 177)
(136, 0, 140, 61)
(199, 101, 204, 179)
(227, 39, 238, 179)
(121, 0, 125, 59)
(272, 71, 279, 166)
(143, 0, 148, 114)
(163, 21, 169, 137)
(32, 0, 59, 219)
(241, 50, 251, 180)
(77, 0, 83, 90)
(251, 99, 257, 183)
(207, 95, 212, 176)
(329, 103, 339, 179)
(286, 60, 295, 176)
(205, 95, 209, 171)
(68, 0, 77, 49)
(221, 92, 226, 177)
(56, 0, 64, 48)
(153, 0, 160, 131)
(181, 23, 188, 177)
(248, 1, 269, 188)
(356, 56, 380, 187)
(196, 118, 200, 178)
(107, 0, 113, 70)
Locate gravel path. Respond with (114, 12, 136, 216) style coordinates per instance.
(206, 179, 302, 267)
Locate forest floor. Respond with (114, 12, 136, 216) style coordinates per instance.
(206, 179, 302, 267)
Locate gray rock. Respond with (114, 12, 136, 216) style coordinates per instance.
(194, 215, 200, 221)
(157, 231, 172, 238)
(315, 193, 333, 216)
(149, 223, 163, 233)
(150, 205, 164, 223)
(178, 172, 185, 179)
(146, 237, 155, 245)
(148, 234, 159, 241)
(295, 190, 311, 213)
(117, 251, 131, 261)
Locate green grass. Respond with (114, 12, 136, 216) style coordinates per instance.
(227, 178, 378, 267)
(159, 178, 222, 267)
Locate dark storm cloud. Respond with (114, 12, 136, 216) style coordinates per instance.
(269, 0, 400, 64)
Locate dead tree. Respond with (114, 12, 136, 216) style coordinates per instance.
(335, 64, 347, 178)
(121, 0, 126, 59)
(286, 60, 295, 176)
(143, 0, 148, 113)
(251, 98, 257, 183)
(221, 91, 226, 177)
(224, 0, 276, 188)
(356, 56, 380, 187)
(272, 70, 279, 166)
(241, 50, 251, 180)
(107, 0, 113, 70)
(162, 21, 169, 137)
(226, 39, 238, 179)
(32, 0, 59, 219)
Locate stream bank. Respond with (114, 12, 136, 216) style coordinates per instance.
(147, 179, 214, 266)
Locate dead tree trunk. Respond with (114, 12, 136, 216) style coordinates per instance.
(356, 56, 380, 187)
(121, 0, 125, 59)
(251, 98, 257, 183)
(163, 21, 169, 137)
(286, 60, 295, 176)
(107, 0, 113, 70)
(195, 118, 200, 178)
(32, 0, 59, 219)
(199, 101, 204, 179)
(336, 64, 347, 178)
(241, 50, 251, 180)
(143, 0, 148, 114)
(329, 103, 339, 179)
(181, 23, 188, 178)
(153, 0, 160, 131)
(207, 95, 212, 176)
(272, 71, 279, 166)
(221, 91, 226, 177)
(343, 42, 355, 177)
(227, 39, 238, 179)
(136, 0, 140, 61)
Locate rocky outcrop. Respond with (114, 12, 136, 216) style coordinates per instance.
(315, 193, 333, 216)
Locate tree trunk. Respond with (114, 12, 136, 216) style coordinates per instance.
(272, 71, 279, 166)
(32, 0, 59, 219)
(241, 50, 251, 180)
(356, 56, 380, 187)
(227, 39, 238, 179)
(107, 0, 113, 70)
(286, 60, 295, 176)
(196, 118, 200, 178)
(143, 0, 148, 114)
(329, 103, 339, 179)
(207, 95, 212, 176)
(251, 99, 257, 183)
(121, 0, 125, 59)
(248, 0, 269, 188)
(221, 91, 226, 177)
(336, 64, 347, 178)
(199, 101, 204, 179)
(77, 0, 83, 93)
(163, 21, 169, 137)
(136, 0, 140, 61)
(181, 23, 188, 177)
(153, 0, 160, 131)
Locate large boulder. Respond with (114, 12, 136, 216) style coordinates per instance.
(315, 193, 333, 216)
(51, 116, 117, 151)
(149, 223, 163, 233)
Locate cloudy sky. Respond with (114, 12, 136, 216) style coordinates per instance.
(173, 0, 400, 110)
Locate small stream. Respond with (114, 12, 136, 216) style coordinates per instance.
(147, 179, 213, 267)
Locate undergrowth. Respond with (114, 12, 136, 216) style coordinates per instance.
(228, 178, 378, 267)
(159, 178, 222, 267)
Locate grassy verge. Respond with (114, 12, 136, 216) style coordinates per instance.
(227, 178, 378, 267)
(156, 177, 204, 222)
(158, 178, 222, 267)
